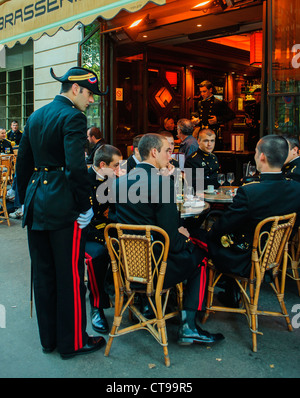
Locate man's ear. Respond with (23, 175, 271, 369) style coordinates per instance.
(72, 83, 80, 96)
(99, 161, 107, 169)
(150, 147, 158, 158)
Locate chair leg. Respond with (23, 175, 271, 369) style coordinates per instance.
(156, 294, 171, 367)
(202, 268, 215, 324)
(104, 289, 124, 357)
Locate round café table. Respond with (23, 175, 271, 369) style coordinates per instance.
(178, 200, 210, 218)
(204, 186, 239, 204)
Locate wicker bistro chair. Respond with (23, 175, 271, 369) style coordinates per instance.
(202, 213, 296, 352)
(0, 165, 10, 226)
(287, 226, 300, 296)
(104, 223, 183, 367)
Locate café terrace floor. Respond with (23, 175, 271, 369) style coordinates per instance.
(0, 218, 299, 382)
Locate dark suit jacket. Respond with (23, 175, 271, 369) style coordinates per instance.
(207, 173, 300, 276)
(114, 163, 203, 287)
(86, 138, 105, 165)
(16, 95, 92, 230)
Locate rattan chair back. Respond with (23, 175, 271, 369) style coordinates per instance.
(104, 223, 181, 367)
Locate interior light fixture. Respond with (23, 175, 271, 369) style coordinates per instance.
(191, 0, 234, 11)
(191, 1, 213, 10)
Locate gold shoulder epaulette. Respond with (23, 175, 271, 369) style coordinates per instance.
(192, 152, 197, 158)
(242, 181, 260, 186)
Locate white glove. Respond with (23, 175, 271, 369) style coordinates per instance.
(77, 207, 94, 229)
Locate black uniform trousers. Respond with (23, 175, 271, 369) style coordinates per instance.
(85, 242, 110, 310)
(27, 221, 89, 354)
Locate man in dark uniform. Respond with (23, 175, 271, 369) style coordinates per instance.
(86, 126, 105, 165)
(0, 128, 13, 154)
(184, 128, 220, 191)
(6, 120, 23, 145)
(282, 135, 300, 182)
(245, 88, 261, 151)
(16, 66, 108, 359)
(85, 144, 122, 334)
(207, 135, 300, 304)
(114, 133, 224, 346)
(192, 80, 235, 149)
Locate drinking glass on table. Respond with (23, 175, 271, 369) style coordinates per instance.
(249, 165, 256, 176)
(227, 172, 234, 186)
(217, 173, 225, 187)
(186, 186, 194, 201)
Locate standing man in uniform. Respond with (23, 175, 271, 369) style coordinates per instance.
(192, 80, 235, 149)
(6, 120, 23, 145)
(16, 67, 108, 359)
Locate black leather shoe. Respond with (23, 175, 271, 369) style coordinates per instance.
(60, 336, 106, 359)
(177, 322, 225, 345)
(91, 307, 109, 334)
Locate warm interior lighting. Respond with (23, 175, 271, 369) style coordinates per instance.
(155, 87, 173, 108)
(166, 71, 178, 87)
(129, 19, 143, 28)
(250, 31, 262, 67)
(192, 1, 213, 8)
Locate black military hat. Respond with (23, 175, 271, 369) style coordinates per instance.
(50, 66, 108, 96)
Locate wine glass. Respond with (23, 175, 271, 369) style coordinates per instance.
(217, 173, 225, 187)
(249, 165, 256, 176)
(227, 172, 234, 186)
(186, 186, 194, 201)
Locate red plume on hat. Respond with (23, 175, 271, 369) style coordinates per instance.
(50, 67, 108, 96)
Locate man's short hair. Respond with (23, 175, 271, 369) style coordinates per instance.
(88, 126, 102, 140)
(93, 144, 122, 167)
(199, 80, 216, 94)
(257, 135, 289, 168)
(177, 118, 194, 136)
(138, 133, 165, 161)
(198, 128, 216, 140)
(283, 135, 300, 151)
(132, 134, 144, 149)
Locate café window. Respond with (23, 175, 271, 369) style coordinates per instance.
(0, 65, 33, 130)
(268, 0, 300, 135)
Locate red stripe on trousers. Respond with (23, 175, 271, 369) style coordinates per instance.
(72, 221, 83, 351)
(85, 252, 100, 308)
(198, 258, 207, 311)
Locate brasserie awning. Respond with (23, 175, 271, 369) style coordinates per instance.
(0, 0, 166, 48)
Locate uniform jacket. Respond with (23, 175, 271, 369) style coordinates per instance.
(0, 138, 13, 154)
(196, 96, 235, 131)
(207, 173, 300, 276)
(7, 129, 23, 145)
(184, 148, 220, 190)
(282, 157, 300, 183)
(16, 95, 92, 230)
(86, 166, 116, 244)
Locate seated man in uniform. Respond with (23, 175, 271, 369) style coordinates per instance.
(207, 135, 300, 306)
(86, 144, 122, 334)
(114, 133, 224, 346)
(184, 128, 220, 191)
(6, 120, 23, 146)
(0, 128, 14, 154)
(282, 135, 300, 182)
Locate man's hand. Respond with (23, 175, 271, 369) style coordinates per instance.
(178, 226, 190, 238)
(208, 116, 217, 124)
